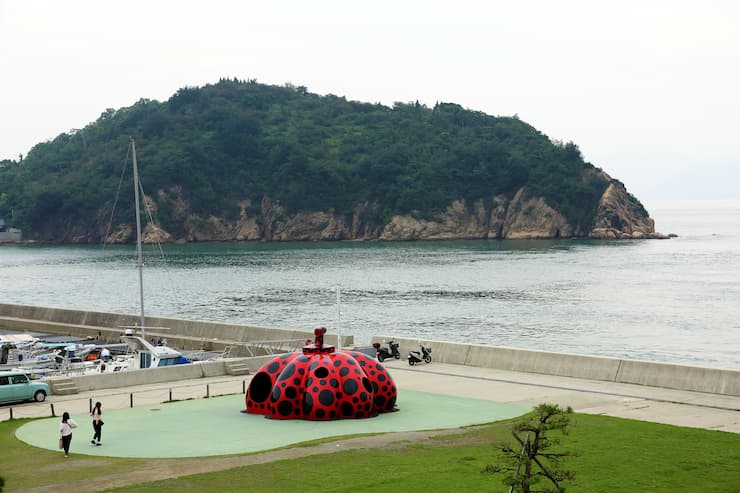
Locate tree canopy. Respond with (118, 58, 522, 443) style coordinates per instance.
(0, 78, 624, 241)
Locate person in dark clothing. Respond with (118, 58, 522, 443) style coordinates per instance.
(91, 401, 103, 445)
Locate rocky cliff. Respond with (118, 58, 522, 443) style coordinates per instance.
(589, 182, 661, 239)
(103, 177, 666, 244)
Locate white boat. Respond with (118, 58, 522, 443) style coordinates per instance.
(0, 337, 56, 372)
(118, 330, 191, 369)
(2, 335, 115, 376)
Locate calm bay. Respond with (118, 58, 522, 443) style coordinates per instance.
(1, 200, 738, 369)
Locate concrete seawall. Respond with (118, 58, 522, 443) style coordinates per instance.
(3, 303, 736, 397)
(0, 303, 353, 354)
(372, 336, 740, 397)
(50, 355, 277, 393)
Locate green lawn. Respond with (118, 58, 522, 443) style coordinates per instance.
(2, 413, 740, 493)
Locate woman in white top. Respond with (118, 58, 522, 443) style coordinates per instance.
(59, 412, 78, 458)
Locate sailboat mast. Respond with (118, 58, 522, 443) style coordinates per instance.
(130, 137, 146, 338)
(336, 286, 341, 352)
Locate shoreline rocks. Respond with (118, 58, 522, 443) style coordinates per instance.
(92, 180, 668, 244)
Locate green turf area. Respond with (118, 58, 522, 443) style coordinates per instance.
(100, 414, 740, 493)
(3, 402, 740, 492)
(15, 390, 530, 458)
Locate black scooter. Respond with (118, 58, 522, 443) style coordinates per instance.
(373, 340, 400, 362)
(408, 344, 432, 366)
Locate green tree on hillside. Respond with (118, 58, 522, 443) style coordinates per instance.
(0, 79, 636, 242)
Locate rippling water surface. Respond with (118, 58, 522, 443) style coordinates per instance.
(1, 200, 739, 369)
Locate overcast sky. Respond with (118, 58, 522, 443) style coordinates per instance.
(1, 0, 738, 201)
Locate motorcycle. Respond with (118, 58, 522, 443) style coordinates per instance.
(407, 344, 432, 366)
(373, 340, 400, 362)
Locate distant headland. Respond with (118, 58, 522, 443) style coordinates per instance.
(0, 79, 666, 243)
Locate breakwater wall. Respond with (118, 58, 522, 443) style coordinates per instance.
(3, 303, 736, 397)
(0, 303, 353, 355)
(372, 336, 740, 397)
(48, 355, 277, 393)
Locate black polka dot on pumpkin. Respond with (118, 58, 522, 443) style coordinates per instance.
(277, 401, 293, 416)
(319, 389, 334, 406)
(267, 361, 280, 374)
(285, 386, 297, 399)
(277, 363, 295, 381)
(341, 402, 354, 416)
(343, 379, 358, 395)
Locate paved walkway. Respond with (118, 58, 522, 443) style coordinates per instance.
(384, 360, 740, 433)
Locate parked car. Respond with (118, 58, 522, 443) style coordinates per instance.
(0, 370, 49, 404)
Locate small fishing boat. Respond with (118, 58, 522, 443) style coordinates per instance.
(117, 328, 191, 370)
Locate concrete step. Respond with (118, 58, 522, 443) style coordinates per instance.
(224, 359, 250, 376)
(48, 378, 78, 395)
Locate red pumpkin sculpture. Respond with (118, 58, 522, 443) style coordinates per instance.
(245, 327, 397, 420)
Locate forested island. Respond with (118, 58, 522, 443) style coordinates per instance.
(0, 78, 664, 243)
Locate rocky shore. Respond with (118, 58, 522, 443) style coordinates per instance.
(96, 177, 668, 244)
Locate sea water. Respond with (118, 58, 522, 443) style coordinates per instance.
(1, 200, 738, 369)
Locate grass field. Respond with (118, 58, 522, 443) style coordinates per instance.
(2, 413, 740, 492)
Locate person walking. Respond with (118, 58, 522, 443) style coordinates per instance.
(91, 401, 103, 446)
(59, 412, 78, 458)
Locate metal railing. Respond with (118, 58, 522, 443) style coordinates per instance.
(0, 377, 248, 422)
(242, 339, 307, 357)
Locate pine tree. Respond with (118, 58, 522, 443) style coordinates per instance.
(485, 403, 575, 493)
